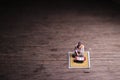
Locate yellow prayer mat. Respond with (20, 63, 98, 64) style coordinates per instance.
(68, 51, 90, 68)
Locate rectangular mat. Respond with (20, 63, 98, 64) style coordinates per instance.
(68, 51, 90, 68)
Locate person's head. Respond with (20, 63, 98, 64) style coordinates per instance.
(78, 41, 81, 46)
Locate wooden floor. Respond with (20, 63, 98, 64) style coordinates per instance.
(0, 1, 120, 80)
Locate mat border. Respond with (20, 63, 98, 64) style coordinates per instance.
(68, 51, 90, 69)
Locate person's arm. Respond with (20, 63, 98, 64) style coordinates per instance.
(74, 46, 77, 50)
(74, 46, 78, 55)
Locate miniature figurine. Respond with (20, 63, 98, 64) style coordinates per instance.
(73, 41, 85, 63)
(74, 41, 84, 56)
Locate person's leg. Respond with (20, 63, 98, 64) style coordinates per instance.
(72, 50, 77, 57)
(75, 50, 78, 56)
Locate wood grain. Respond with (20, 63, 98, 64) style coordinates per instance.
(0, 1, 120, 80)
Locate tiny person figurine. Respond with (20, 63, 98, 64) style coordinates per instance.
(74, 41, 84, 57)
